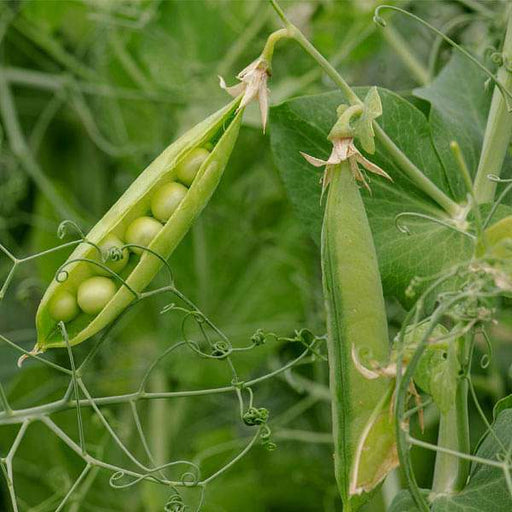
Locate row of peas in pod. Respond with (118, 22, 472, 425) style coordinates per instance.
(30, 99, 243, 355)
(48, 148, 210, 323)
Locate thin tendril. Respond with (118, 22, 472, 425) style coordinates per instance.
(374, 5, 512, 111)
(395, 211, 475, 239)
(483, 175, 512, 228)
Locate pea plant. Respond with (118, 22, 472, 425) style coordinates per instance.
(1, 1, 512, 511)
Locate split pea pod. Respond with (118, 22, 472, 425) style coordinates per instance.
(32, 98, 243, 353)
(322, 161, 396, 510)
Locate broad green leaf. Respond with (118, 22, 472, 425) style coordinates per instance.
(493, 394, 512, 419)
(415, 53, 507, 200)
(269, 88, 472, 305)
(389, 408, 512, 511)
(353, 86, 382, 154)
(388, 489, 428, 512)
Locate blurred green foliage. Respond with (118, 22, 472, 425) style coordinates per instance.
(0, 1, 510, 511)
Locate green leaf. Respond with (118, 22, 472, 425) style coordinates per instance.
(414, 53, 493, 201)
(389, 408, 512, 511)
(493, 394, 512, 420)
(388, 489, 427, 512)
(269, 88, 472, 305)
(353, 86, 382, 154)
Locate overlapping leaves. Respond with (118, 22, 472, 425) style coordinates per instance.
(389, 406, 512, 511)
(269, 54, 511, 305)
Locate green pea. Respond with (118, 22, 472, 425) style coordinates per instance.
(151, 182, 188, 222)
(175, 147, 210, 186)
(322, 161, 395, 508)
(33, 98, 243, 352)
(95, 234, 130, 276)
(48, 290, 79, 322)
(125, 216, 163, 255)
(77, 276, 117, 315)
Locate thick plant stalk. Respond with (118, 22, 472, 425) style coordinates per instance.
(322, 161, 396, 510)
(473, 10, 512, 203)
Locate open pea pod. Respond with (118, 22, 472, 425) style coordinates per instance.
(32, 98, 243, 353)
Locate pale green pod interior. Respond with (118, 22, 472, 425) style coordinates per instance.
(35, 99, 243, 351)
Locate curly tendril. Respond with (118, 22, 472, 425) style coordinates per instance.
(54, 258, 139, 299)
(211, 340, 232, 359)
(109, 471, 152, 489)
(243, 406, 269, 426)
(1, 233, 326, 510)
(490, 51, 504, 66)
(394, 211, 475, 239)
(180, 469, 200, 487)
(165, 492, 187, 512)
(260, 424, 277, 451)
(373, 5, 512, 111)
(392, 239, 512, 510)
(106, 246, 124, 262)
(483, 175, 512, 228)
(123, 243, 174, 284)
(251, 328, 267, 346)
(57, 219, 85, 240)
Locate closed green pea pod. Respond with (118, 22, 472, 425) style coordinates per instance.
(322, 161, 396, 510)
(32, 98, 243, 353)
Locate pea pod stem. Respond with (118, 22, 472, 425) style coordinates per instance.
(268, 0, 462, 219)
(431, 331, 471, 495)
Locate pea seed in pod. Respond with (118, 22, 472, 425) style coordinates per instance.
(175, 147, 210, 186)
(31, 97, 243, 353)
(77, 276, 117, 315)
(95, 234, 130, 276)
(125, 216, 163, 255)
(151, 182, 188, 222)
(48, 290, 79, 322)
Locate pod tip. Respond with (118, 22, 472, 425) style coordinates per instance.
(17, 347, 43, 368)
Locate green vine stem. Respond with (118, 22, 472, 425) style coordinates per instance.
(473, 8, 512, 203)
(268, 0, 462, 219)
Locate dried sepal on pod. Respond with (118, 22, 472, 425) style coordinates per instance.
(301, 87, 391, 195)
